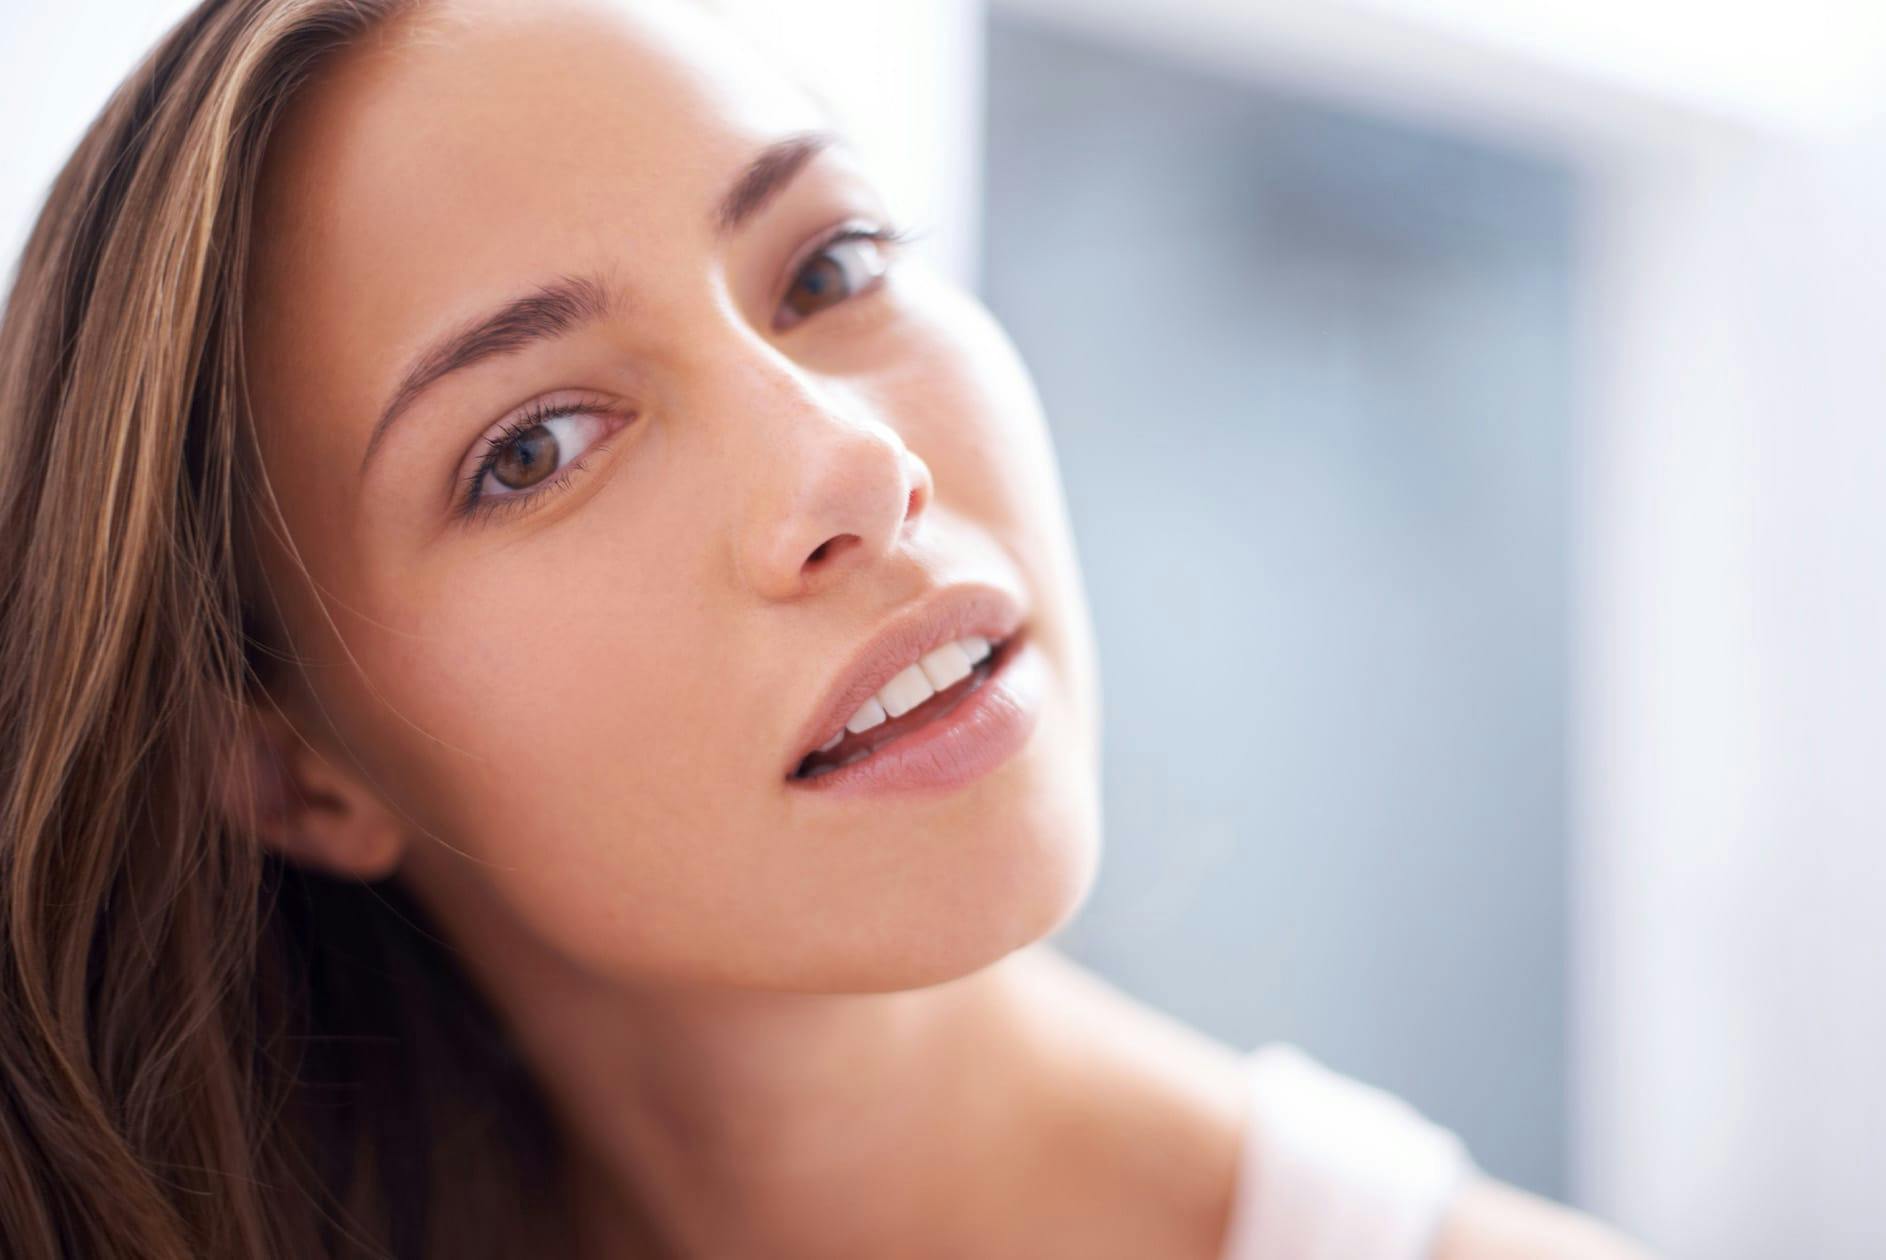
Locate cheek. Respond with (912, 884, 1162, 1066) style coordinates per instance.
(351, 598, 772, 998)
(382, 539, 725, 807)
(882, 286, 1063, 526)
(886, 280, 1103, 744)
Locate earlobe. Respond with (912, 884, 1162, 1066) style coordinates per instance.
(219, 703, 409, 883)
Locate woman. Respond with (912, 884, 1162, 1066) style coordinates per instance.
(0, 0, 1653, 1256)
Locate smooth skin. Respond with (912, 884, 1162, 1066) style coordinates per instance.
(227, 1, 1654, 1255)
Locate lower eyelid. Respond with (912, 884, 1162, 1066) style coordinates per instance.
(466, 445, 599, 524)
(462, 409, 626, 520)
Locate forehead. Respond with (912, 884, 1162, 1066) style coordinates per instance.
(247, 0, 823, 414)
(253, 0, 824, 300)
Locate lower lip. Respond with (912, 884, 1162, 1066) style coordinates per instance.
(785, 630, 1045, 800)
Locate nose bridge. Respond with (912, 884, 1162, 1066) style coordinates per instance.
(719, 340, 930, 601)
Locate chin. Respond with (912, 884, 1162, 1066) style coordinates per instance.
(803, 750, 1103, 996)
(888, 679, 1105, 993)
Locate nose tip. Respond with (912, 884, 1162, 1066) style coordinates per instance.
(801, 480, 926, 568)
(742, 434, 932, 602)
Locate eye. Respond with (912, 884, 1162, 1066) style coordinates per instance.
(774, 223, 912, 331)
(462, 405, 618, 520)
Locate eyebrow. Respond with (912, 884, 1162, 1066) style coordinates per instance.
(715, 128, 834, 234)
(358, 129, 842, 476)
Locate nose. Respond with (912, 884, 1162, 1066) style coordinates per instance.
(730, 362, 934, 602)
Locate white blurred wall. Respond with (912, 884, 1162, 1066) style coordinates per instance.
(0, 1, 198, 267)
(1578, 128, 1886, 1259)
(1001, 1, 1886, 1255)
(1351, 0, 1886, 130)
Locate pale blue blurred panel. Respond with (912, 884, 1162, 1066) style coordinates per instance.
(982, 12, 1574, 1198)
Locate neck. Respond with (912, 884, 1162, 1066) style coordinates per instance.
(553, 950, 1040, 1258)
(452, 929, 1250, 1260)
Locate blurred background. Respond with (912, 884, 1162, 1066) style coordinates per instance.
(6, 2, 1886, 1256)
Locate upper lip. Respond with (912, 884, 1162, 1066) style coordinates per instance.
(785, 582, 1027, 775)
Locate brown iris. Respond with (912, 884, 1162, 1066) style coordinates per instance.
(784, 254, 848, 321)
(782, 237, 883, 322)
(491, 424, 559, 490)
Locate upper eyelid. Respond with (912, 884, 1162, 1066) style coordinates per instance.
(459, 397, 614, 511)
(770, 224, 903, 331)
(461, 412, 629, 527)
(770, 218, 902, 308)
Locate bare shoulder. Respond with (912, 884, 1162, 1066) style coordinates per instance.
(1431, 1175, 1659, 1260)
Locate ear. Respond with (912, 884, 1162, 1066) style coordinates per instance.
(218, 701, 410, 883)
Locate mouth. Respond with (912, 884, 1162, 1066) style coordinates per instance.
(789, 628, 1025, 782)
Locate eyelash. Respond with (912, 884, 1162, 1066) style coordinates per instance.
(456, 395, 619, 525)
(455, 219, 923, 526)
(772, 220, 922, 330)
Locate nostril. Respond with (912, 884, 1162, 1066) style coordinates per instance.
(806, 534, 859, 568)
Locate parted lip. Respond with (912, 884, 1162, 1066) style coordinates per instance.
(784, 582, 1027, 776)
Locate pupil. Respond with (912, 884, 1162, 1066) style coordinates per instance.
(494, 424, 557, 489)
(789, 257, 845, 315)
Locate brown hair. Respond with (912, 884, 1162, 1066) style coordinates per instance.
(0, 2, 575, 1254)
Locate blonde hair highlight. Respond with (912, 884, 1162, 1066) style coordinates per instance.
(0, 2, 574, 1254)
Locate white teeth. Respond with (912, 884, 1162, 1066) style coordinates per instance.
(834, 635, 1000, 743)
(919, 641, 974, 691)
(818, 731, 845, 752)
(844, 696, 888, 734)
(878, 663, 935, 718)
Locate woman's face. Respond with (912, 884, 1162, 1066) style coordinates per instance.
(242, 0, 1101, 993)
